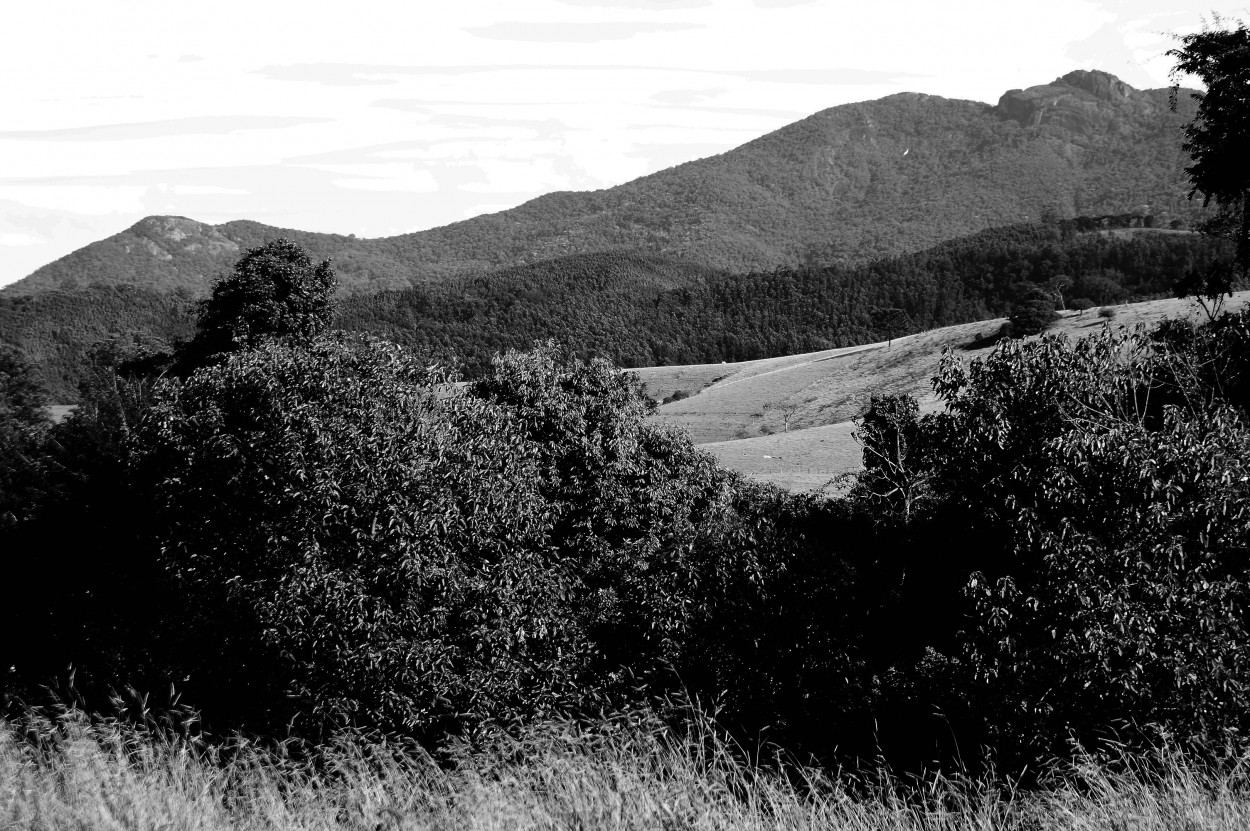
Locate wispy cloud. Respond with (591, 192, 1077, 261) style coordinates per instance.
(650, 103, 810, 119)
(554, 0, 711, 7)
(727, 68, 929, 85)
(0, 116, 332, 142)
(463, 21, 704, 42)
(650, 88, 727, 105)
(256, 62, 923, 90)
(256, 63, 696, 86)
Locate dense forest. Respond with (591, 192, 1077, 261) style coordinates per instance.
(344, 221, 1226, 372)
(1, 222, 1229, 399)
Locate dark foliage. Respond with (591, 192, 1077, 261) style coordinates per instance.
(1007, 285, 1060, 336)
(339, 225, 1228, 376)
(0, 346, 50, 530)
(1170, 19, 1250, 269)
(175, 238, 336, 373)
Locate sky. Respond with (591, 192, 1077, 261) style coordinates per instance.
(0, 1, 1242, 288)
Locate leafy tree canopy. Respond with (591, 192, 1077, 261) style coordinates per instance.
(177, 238, 336, 373)
(1170, 19, 1250, 269)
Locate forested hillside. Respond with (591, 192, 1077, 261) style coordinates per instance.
(342, 222, 1225, 373)
(2, 71, 1204, 301)
(3, 223, 1227, 399)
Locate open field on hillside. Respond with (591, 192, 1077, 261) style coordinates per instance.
(635, 292, 1250, 491)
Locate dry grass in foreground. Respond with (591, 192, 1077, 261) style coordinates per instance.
(5, 709, 1250, 830)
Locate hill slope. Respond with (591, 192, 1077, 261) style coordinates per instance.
(2, 70, 1204, 299)
(640, 291, 1250, 492)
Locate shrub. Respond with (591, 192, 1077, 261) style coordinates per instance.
(913, 322, 1250, 761)
(1008, 287, 1060, 336)
(470, 342, 746, 684)
(1098, 306, 1117, 320)
(139, 336, 573, 737)
(136, 338, 769, 739)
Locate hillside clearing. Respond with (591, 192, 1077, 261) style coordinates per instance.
(635, 292, 1250, 491)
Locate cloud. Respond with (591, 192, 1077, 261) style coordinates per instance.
(370, 100, 571, 131)
(463, 21, 704, 42)
(177, 54, 205, 63)
(256, 62, 692, 86)
(328, 166, 439, 193)
(625, 141, 735, 171)
(255, 63, 423, 86)
(264, 62, 895, 90)
(172, 185, 249, 196)
(0, 116, 333, 142)
(727, 68, 929, 85)
(462, 203, 519, 219)
(650, 88, 727, 105)
(0, 232, 43, 247)
(651, 103, 810, 119)
(371, 98, 569, 111)
(554, 0, 710, 7)
(751, 0, 820, 6)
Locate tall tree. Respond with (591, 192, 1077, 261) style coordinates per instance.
(1170, 20, 1250, 272)
(176, 238, 337, 373)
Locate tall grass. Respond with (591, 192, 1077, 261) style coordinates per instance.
(4, 708, 1250, 830)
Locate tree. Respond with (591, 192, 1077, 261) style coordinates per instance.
(1007, 285, 1059, 336)
(870, 307, 912, 346)
(1170, 20, 1250, 272)
(851, 394, 931, 522)
(762, 401, 800, 433)
(0, 345, 50, 529)
(1046, 274, 1073, 310)
(1174, 258, 1236, 321)
(176, 238, 336, 373)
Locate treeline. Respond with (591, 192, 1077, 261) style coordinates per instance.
(5, 238, 1250, 776)
(0, 285, 196, 400)
(341, 223, 1228, 372)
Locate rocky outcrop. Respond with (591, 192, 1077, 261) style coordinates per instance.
(994, 70, 1162, 137)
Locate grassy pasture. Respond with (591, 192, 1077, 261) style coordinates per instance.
(634, 292, 1250, 490)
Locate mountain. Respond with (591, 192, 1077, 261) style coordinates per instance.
(2, 70, 1204, 300)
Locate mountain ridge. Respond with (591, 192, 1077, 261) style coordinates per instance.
(2, 70, 1203, 300)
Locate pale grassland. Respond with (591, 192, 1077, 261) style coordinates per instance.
(5, 710, 1250, 830)
(634, 292, 1250, 490)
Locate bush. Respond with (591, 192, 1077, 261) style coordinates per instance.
(1099, 306, 1117, 320)
(1008, 287, 1060, 336)
(470, 342, 748, 685)
(140, 336, 573, 737)
(135, 337, 777, 739)
(911, 322, 1250, 761)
